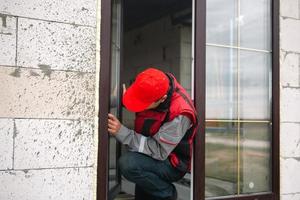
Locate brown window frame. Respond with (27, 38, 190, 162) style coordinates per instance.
(97, 0, 280, 199)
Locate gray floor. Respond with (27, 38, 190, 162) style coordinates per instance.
(114, 193, 134, 200)
(120, 178, 188, 200)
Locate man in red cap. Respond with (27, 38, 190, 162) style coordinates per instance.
(108, 68, 198, 200)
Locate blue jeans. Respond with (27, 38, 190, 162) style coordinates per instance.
(118, 152, 185, 199)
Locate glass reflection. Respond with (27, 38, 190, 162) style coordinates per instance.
(206, 0, 237, 46)
(240, 51, 271, 120)
(109, 0, 121, 191)
(206, 46, 238, 120)
(205, 122, 238, 197)
(205, 0, 272, 197)
(112, 0, 121, 46)
(240, 123, 271, 193)
(109, 137, 117, 189)
(205, 122, 272, 197)
(240, 0, 271, 50)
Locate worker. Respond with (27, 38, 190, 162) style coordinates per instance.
(108, 68, 198, 200)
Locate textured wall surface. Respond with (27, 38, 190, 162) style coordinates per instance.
(280, 0, 300, 199)
(0, 0, 97, 199)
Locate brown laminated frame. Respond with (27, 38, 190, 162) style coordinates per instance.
(97, 0, 280, 199)
(97, 0, 123, 199)
(98, 0, 111, 198)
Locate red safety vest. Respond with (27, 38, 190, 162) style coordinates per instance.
(134, 73, 198, 172)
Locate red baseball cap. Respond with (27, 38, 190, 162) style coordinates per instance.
(123, 68, 169, 112)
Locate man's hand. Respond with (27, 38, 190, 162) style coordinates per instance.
(108, 113, 122, 136)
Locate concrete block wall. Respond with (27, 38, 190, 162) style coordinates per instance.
(123, 16, 180, 79)
(280, 0, 300, 199)
(179, 26, 193, 96)
(0, 0, 97, 199)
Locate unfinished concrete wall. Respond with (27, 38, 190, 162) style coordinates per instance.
(122, 16, 181, 128)
(123, 16, 193, 94)
(0, 0, 97, 199)
(123, 16, 180, 81)
(122, 17, 192, 128)
(179, 26, 193, 96)
(280, 0, 300, 199)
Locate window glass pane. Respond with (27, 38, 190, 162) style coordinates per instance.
(205, 122, 238, 197)
(180, 57, 193, 96)
(206, 46, 238, 120)
(240, 123, 271, 193)
(110, 44, 121, 111)
(109, 0, 121, 191)
(206, 0, 237, 46)
(240, 51, 271, 120)
(112, 0, 121, 46)
(205, 122, 272, 197)
(205, 0, 272, 198)
(240, 0, 271, 50)
(109, 137, 117, 189)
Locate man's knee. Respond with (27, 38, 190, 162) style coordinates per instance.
(118, 152, 140, 178)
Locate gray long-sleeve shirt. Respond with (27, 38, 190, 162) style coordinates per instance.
(115, 115, 191, 161)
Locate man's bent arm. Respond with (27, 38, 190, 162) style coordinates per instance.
(115, 115, 191, 160)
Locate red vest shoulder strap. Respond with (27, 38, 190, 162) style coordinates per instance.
(168, 77, 197, 126)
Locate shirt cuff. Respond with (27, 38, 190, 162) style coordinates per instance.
(115, 125, 132, 143)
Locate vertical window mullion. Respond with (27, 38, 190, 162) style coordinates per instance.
(194, 0, 206, 199)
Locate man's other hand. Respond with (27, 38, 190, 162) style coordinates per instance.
(108, 113, 122, 136)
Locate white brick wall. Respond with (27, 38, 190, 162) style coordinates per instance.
(0, 0, 97, 199)
(280, 0, 300, 198)
(0, 15, 16, 66)
(0, 119, 14, 170)
(14, 119, 94, 169)
(281, 0, 299, 19)
(0, 168, 94, 200)
(281, 52, 300, 87)
(281, 18, 300, 53)
(0, 0, 96, 26)
(281, 193, 300, 200)
(0, 67, 95, 119)
(281, 158, 300, 194)
(281, 123, 300, 157)
(281, 87, 300, 122)
(17, 18, 96, 72)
